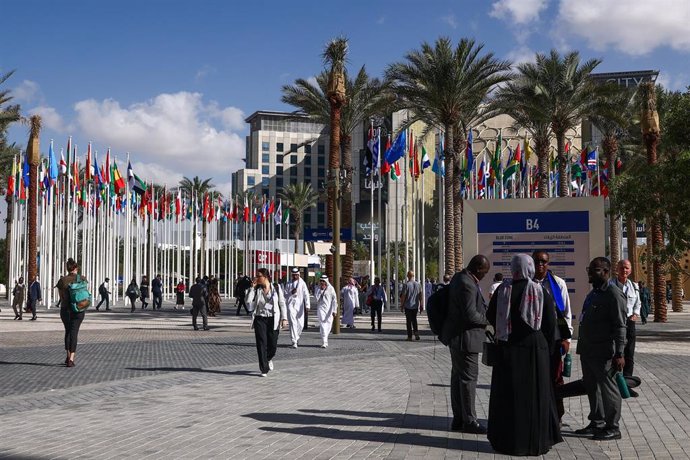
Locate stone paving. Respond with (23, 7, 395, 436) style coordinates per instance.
(0, 299, 689, 459)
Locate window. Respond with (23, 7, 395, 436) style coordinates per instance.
(318, 144, 325, 155)
(317, 202, 325, 213)
(290, 177, 297, 185)
(262, 153, 270, 164)
(247, 176, 255, 186)
(318, 168, 325, 178)
(305, 167, 312, 177)
(261, 165, 269, 175)
(289, 167, 295, 176)
(305, 154, 312, 165)
(276, 178, 283, 188)
(262, 141, 270, 151)
(290, 155, 297, 165)
(317, 156, 325, 166)
(290, 143, 298, 153)
(276, 154, 283, 164)
(305, 212, 312, 224)
(317, 212, 325, 225)
(305, 144, 312, 154)
(276, 166, 283, 175)
(262, 177, 269, 187)
(277, 142, 284, 152)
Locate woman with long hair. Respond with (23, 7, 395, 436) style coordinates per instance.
(55, 258, 88, 368)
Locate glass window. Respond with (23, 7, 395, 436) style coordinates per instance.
(247, 176, 255, 186)
(289, 167, 296, 176)
(262, 177, 269, 187)
(290, 143, 298, 153)
(317, 202, 325, 213)
(262, 141, 270, 151)
(277, 142, 284, 152)
(276, 178, 283, 188)
(305, 167, 312, 177)
(276, 154, 283, 164)
(305, 212, 312, 224)
(305, 144, 312, 154)
(318, 168, 325, 178)
(261, 165, 269, 175)
(317, 156, 325, 166)
(290, 177, 297, 185)
(276, 166, 283, 175)
(290, 155, 297, 165)
(262, 153, 270, 163)
(318, 144, 325, 155)
(305, 154, 312, 165)
(317, 212, 325, 225)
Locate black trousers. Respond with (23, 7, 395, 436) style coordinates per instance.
(192, 303, 208, 328)
(623, 318, 636, 377)
(449, 337, 479, 425)
(370, 300, 382, 330)
(60, 308, 85, 353)
(96, 294, 109, 309)
(581, 355, 621, 429)
(236, 296, 249, 315)
(128, 295, 138, 312)
(153, 293, 162, 310)
(404, 308, 418, 337)
(253, 316, 279, 374)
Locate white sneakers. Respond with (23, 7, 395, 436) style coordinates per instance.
(291, 342, 298, 348)
(260, 373, 267, 377)
(321, 343, 328, 348)
(268, 360, 274, 371)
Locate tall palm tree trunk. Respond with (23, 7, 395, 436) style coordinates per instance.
(556, 133, 569, 197)
(443, 125, 455, 275)
(604, 137, 620, 267)
(453, 135, 465, 268)
(671, 269, 684, 313)
(536, 138, 550, 198)
(27, 116, 41, 286)
(341, 134, 354, 283)
(626, 217, 638, 281)
(645, 221, 654, 315)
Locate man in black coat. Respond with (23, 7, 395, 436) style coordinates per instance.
(152, 274, 163, 310)
(441, 255, 490, 434)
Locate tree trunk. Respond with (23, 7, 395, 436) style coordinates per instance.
(626, 217, 638, 281)
(27, 124, 40, 286)
(671, 269, 684, 312)
(604, 136, 620, 267)
(536, 136, 550, 198)
(453, 135, 465, 268)
(3, 195, 13, 299)
(556, 132, 568, 197)
(341, 134, 354, 283)
(645, 221, 654, 316)
(443, 124, 455, 275)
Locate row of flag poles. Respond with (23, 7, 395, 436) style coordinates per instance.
(5, 137, 296, 308)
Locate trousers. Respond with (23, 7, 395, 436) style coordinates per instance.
(96, 294, 110, 310)
(580, 354, 621, 429)
(60, 308, 85, 353)
(370, 300, 382, 330)
(623, 318, 636, 376)
(449, 337, 479, 424)
(253, 315, 279, 374)
(404, 308, 418, 337)
(192, 302, 208, 328)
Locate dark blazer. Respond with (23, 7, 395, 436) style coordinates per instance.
(440, 270, 488, 351)
(576, 282, 627, 359)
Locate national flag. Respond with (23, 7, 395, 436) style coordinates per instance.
(274, 200, 282, 225)
(380, 136, 392, 175)
(412, 141, 420, 179)
(132, 174, 147, 195)
(391, 161, 400, 181)
(202, 193, 210, 219)
(175, 190, 181, 221)
(465, 130, 474, 179)
(59, 149, 67, 175)
(207, 193, 215, 222)
(6, 156, 16, 198)
(48, 140, 59, 182)
(102, 149, 111, 184)
(491, 131, 502, 184)
(92, 153, 101, 185)
(503, 144, 521, 184)
(72, 159, 80, 192)
(587, 148, 598, 171)
(384, 129, 406, 165)
(477, 160, 486, 196)
(112, 162, 126, 194)
(243, 195, 250, 222)
(580, 145, 588, 167)
(421, 145, 431, 171)
(431, 156, 445, 177)
(282, 207, 290, 225)
(268, 199, 275, 215)
(85, 143, 92, 181)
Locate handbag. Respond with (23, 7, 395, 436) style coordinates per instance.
(481, 331, 499, 367)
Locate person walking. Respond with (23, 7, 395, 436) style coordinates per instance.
(27, 275, 42, 321)
(125, 278, 140, 313)
(487, 254, 562, 455)
(366, 277, 387, 332)
(575, 257, 627, 441)
(235, 275, 252, 316)
(151, 274, 163, 310)
(532, 250, 573, 425)
(246, 268, 288, 376)
(284, 267, 310, 348)
(208, 277, 221, 317)
(315, 275, 337, 348)
(11, 277, 26, 320)
(610, 259, 641, 396)
(96, 277, 111, 311)
(175, 279, 186, 310)
(55, 258, 88, 368)
(189, 277, 209, 331)
(341, 278, 359, 329)
(441, 255, 490, 434)
(639, 280, 651, 324)
(140, 275, 150, 309)
(399, 271, 422, 341)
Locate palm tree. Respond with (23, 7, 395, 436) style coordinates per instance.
(278, 183, 318, 254)
(639, 81, 666, 322)
(26, 115, 41, 285)
(515, 50, 604, 197)
(386, 37, 511, 273)
(178, 176, 215, 276)
(282, 67, 392, 283)
(589, 85, 635, 266)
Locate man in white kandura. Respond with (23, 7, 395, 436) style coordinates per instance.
(316, 275, 337, 348)
(285, 267, 310, 348)
(341, 278, 360, 328)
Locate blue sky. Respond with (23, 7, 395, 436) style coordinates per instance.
(2, 0, 689, 196)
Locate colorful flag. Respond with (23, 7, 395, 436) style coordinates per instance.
(59, 149, 67, 175)
(465, 130, 474, 179)
(85, 143, 92, 181)
(282, 207, 290, 225)
(587, 148, 598, 171)
(6, 156, 16, 198)
(48, 140, 59, 182)
(503, 144, 521, 184)
(380, 136, 392, 175)
(421, 145, 431, 171)
(274, 200, 282, 225)
(384, 129, 407, 165)
(243, 195, 250, 222)
(102, 149, 111, 184)
(112, 162, 126, 194)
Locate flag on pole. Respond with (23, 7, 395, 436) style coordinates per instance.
(274, 200, 282, 225)
(465, 130, 474, 179)
(6, 156, 16, 198)
(48, 140, 59, 182)
(503, 144, 521, 184)
(421, 145, 431, 171)
(85, 143, 92, 181)
(102, 149, 111, 184)
(112, 162, 126, 194)
(243, 195, 250, 222)
(59, 149, 67, 175)
(282, 207, 290, 225)
(391, 161, 400, 181)
(384, 129, 407, 165)
(587, 148, 598, 171)
(380, 136, 391, 175)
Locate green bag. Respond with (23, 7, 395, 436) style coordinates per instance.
(69, 274, 92, 313)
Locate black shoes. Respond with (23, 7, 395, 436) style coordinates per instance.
(593, 427, 622, 441)
(203, 327, 210, 331)
(628, 388, 639, 398)
(575, 423, 603, 435)
(193, 326, 199, 331)
(461, 421, 487, 434)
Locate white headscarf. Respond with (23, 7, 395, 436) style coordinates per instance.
(495, 254, 544, 341)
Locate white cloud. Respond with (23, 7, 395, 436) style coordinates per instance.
(657, 72, 690, 92)
(28, 106, 68, 132)
(441, 13, 458, 29)
(195, 65, 216, 82)
(490, 0, 549, 25)
(12, 80, 41, 103)
(557, 0, 690, 55)
(72, 92, 246, 181)
(507, 46, 537, 66)
(131, 161, 184, 190)
(376, 16, 386, 25)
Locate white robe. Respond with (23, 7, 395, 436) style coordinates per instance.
(341, 285, 359, 326)
(285, 277, 310, 344)
(316, 283, 337, 344)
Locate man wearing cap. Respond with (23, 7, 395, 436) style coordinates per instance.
(285, 267, 310, 348)
(316, 275, 337, 348)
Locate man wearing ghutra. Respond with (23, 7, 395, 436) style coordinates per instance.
(285, 267, 310, 348)
(316, 275, 337, 348)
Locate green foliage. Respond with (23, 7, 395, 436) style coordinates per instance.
(657, 85, 690, 157)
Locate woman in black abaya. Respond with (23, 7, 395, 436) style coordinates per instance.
(487, 253, 562, 456)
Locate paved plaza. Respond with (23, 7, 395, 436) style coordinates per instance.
(1, 300, 689, 459)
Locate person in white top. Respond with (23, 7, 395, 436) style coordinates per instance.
(610, 259, 640, 394)
(285, 267, 310, 347)
(489, 273, 503, 297)
(341, 278, 360, 328)
(316, 275, 337, 348)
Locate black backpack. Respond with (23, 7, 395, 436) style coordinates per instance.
(426, 284, 450, 343)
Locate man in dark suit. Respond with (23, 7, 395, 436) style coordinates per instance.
(441, 255, 490, 434)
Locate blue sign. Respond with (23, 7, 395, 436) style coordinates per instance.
(304, 227, 353, 241)
(477, 211, 589, 233)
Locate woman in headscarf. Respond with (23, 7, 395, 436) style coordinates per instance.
(340, 278, 359, 328)
(487, 254, 562, 456)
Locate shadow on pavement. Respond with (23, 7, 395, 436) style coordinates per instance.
(126, 366, 258, 377)
(0, 361, 63, 368)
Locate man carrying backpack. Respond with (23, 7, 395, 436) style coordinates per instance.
(441, 255, 490, 434)
(96, 277, 111, 311)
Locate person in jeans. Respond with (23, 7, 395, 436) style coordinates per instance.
(246, 268, 288, 376)
(399, 271, 422, 340)
(96, 277, 111, 311)
(366, 277, 387, 332)
(55, 258, 88, 368)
